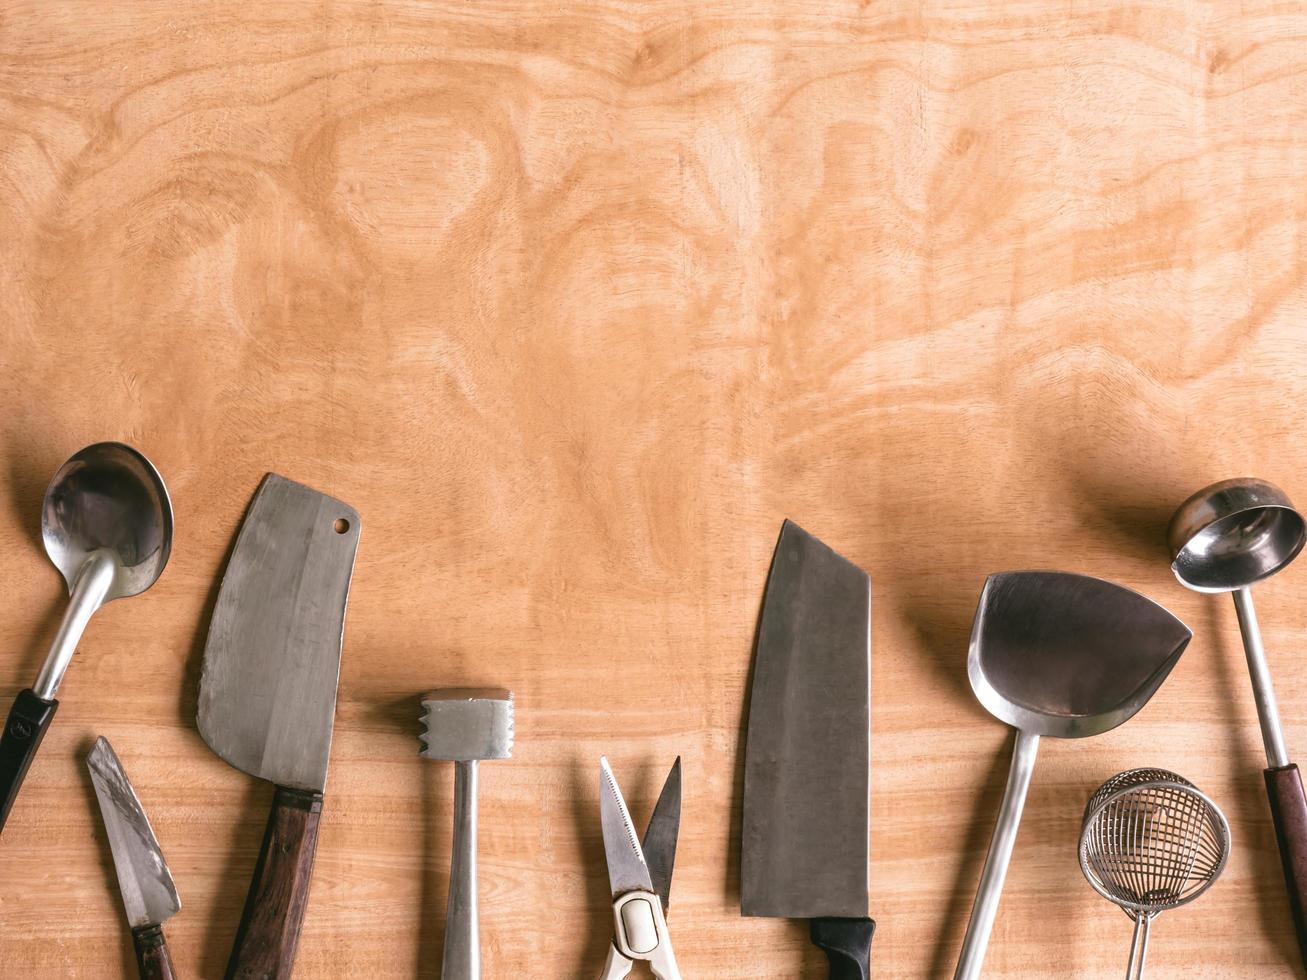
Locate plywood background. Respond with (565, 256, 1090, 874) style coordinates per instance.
(2, 0, 1307, 976)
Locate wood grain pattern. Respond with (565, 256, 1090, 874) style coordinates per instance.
(1, 0, 1307, 976)
(132, 924, 178, 980)
(227, 787, 324, 979)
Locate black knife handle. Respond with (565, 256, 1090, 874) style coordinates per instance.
(0, 688, 58, 833)
(811, 916, 876, 980)
(226, 785, 324, 980)
(132, 923, 178, 980)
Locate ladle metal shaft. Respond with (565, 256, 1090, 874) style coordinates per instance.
(33, 550, 117, 702)
(1232, 587, 1290, 769)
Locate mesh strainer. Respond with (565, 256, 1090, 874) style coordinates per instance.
(1078, 768, 1230, 979)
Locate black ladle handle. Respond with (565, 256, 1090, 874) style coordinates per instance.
(0, 688, 58, 833)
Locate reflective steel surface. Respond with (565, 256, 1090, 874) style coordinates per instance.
(741, 519, 870, 920)
(34, 442, 173, 700)
(86, 737, 180, 930)
(1168, 478, 1305, 593)
(967, 571, 1192, 739)
(197, 473, 360, 793)
(600, 756, 656, 898)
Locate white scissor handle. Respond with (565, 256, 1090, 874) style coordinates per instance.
(601, 941, 634, 980)
(611, 890, 682, 980)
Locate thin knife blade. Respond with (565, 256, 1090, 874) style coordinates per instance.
(197, 474, 360, 793)
(741, 519, 870, 919)
(600, 756, 655, 897)
(86, 737, 180, 930)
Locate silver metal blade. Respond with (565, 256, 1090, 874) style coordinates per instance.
(642, 757, 681, 913)
(741, 519, 870, 919)
(197, 474, 360, 793)
(86, 737, 180, 930)
(600, 757, 655, 897)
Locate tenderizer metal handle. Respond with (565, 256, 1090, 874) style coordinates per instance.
(444, 759, 481, 980)
(953, 728, 1040, 980)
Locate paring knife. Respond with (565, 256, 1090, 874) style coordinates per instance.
(197, 474, 360, 979)
(742, 520, 875, 979)
(87, 737, 181, 980)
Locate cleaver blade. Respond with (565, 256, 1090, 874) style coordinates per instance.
(742, 520, 875, 976)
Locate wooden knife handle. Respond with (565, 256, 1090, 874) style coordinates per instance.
(810, 916, 876, 980)
(226, 785, 323, 980)
(132, 924, 177, 980)
(0, 688, 58, 833)
(1265, 763, 1307, 968)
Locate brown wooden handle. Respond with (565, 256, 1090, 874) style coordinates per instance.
(132, 924, 177, 980)
(1265, 763, 1307, 968)
(225, 785, 323, 980)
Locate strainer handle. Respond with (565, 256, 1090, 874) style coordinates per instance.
(1265, 763, 1307, 968)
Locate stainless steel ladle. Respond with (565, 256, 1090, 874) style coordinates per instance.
(953, 571, 1192, 980)
(1169, 478, 1307, 965)
(0, 442, 173, 833)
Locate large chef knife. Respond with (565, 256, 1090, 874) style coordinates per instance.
(742, 520, 875, 978)
(87, 736, 181, 980)
(198, 473, 360, 979)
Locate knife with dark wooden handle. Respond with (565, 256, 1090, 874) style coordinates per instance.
(196, 473, 360, 978)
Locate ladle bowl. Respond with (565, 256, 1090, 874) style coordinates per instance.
(0, 442, 172, 835)
(1168, 478, 1305, 593)
(42, 441, 173, 601)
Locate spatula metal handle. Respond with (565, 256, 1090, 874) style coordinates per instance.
(0, 688, 58, 833)
(954, 728, 1040, 980)
(811, 916, 876, 980)
(132, 923, 177, 980)
(226, 785, 323, 980)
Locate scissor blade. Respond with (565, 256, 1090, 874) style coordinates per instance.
(600, 757, 655, 897)
(642, 757, 681, 913)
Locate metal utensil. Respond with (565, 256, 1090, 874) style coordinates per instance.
(742, 520, 876, 978)
(599, 757, 682, 980)
(197, 473, 360, 979)
(1169, 477, 1307, 965)
(1078, 768, 1230, 979)
(420, 688, 515, 980)
(954, 571, 1192, 980)
(0, 442, 172, 833)
(87, 737, 182, 980)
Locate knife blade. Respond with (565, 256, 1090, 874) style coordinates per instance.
(87, 736, 180, 980)
(742, 520, 875, 978)
(197, 473, 360, 980)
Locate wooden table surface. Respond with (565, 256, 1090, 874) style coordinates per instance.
(3, 1, 1307, 976)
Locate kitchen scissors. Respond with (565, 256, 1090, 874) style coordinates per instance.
(599, 756, 682, 980)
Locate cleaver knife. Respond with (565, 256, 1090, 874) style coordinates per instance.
(198, 473, 360, 979)
(742, 520, 875, 978)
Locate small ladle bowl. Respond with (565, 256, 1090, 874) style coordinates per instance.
(34, 442, 174, 699)
(1168, 478, 1306, 594)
